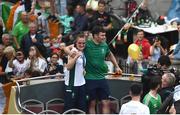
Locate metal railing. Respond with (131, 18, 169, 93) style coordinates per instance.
(14, 74, 65, 114)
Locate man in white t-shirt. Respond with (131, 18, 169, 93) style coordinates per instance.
(119, 83, 150, 115)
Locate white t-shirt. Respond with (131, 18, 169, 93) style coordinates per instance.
(27, 57, 47, 73)
(119, 100, 150, 115)
(13, 59, 30, 76)
(64, 48, 86, 86)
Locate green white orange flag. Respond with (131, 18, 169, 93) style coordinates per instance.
(0, 83, 6, 114)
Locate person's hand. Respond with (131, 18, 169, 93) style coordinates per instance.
(16, 45, 20, 50)
(74, 51, 82, 59)
(123, 23, 132, 30)
(156, 43, 161, 47)
(115, 67, 122, 75)
(29, 51, 35, 59)
(32, 38, 37, 43)
(153, 41, 157, 46)
(169, 54, 174, 59)
(70, 50, 77, 58)
(138, 52, 143, 60)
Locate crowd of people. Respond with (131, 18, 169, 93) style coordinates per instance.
(0, 0, 180, 114)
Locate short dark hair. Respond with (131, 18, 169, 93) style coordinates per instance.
(86, 8, 94, 15)
(136, 29, 144, 34)
(130, 83, 143, 96)
(91, 26, 105, 36)
(77, 3, 85, 10)
(98, 0, 106, 5)
(66, 5, 74, 16)
(51, 52, 59, 59)
(149, 76, 161, 90)
(158, 55, 171, 67)
(16, 48, 24, 53)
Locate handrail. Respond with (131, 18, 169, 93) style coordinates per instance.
(105, 73, 142, 77)
(13, 74, 64, 114)
(16, 74, 65, 82)
(63, 108, 85, 114)
(21, 106, 36, 114)
(15, 81, 22, 112)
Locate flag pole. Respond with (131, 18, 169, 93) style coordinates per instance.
(108, 0, 144, 45)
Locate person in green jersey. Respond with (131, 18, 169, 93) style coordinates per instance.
(143, 76, 162, 114)
(12, 11, 29, 49)
(64, 26, 122, 114)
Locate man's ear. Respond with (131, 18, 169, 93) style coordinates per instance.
(94, 34, 98, 38)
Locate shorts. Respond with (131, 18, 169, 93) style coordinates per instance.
(86, 79, 110, 101)
(64, 84, 87, 112)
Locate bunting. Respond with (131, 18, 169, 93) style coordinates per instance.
(1, 82, 16, 114)
(1, 2, 13, 28)
(0, 83, 6, 114)
(6, 1, 20, 31)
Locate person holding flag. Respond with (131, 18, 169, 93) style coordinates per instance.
(134, 29, 151, 60)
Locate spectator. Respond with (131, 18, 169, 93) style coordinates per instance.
(50, 38, 61, 54)
(64, 34, 86, 112)
(143, 76, 162, 114)
(67, 0, 87, 10)
(169, 23, 180, 60)
(1, 34, 12, 48)
(134, 29, 151, 59)
(59, 5, 74, 44)
(120, 83, 150, 114)
(0, 44, 8, 81)
(11, 49, 30, 78)
(45, 53, 64, 76)
(86, 8, 96, 31)
(3, 46, 16, 75)
(0, 45, 7, 71)
(157, 55, 171, 70)
(71, 3, 88, 37)
(167, 0, 180, 23)
(12, 11, 29, 49)
(149, 36, 166, 63)
(21, 22, 45, 58)
(92, 0, 112, 31)
(28, 46, 47, 75)
(42, 36, 52, 58)
(47, 42, 66, 66)
(159, 73, 176, 102)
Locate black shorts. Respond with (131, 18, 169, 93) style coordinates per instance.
(86, 79, 110, 101)
(64, 85, 87, 112)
